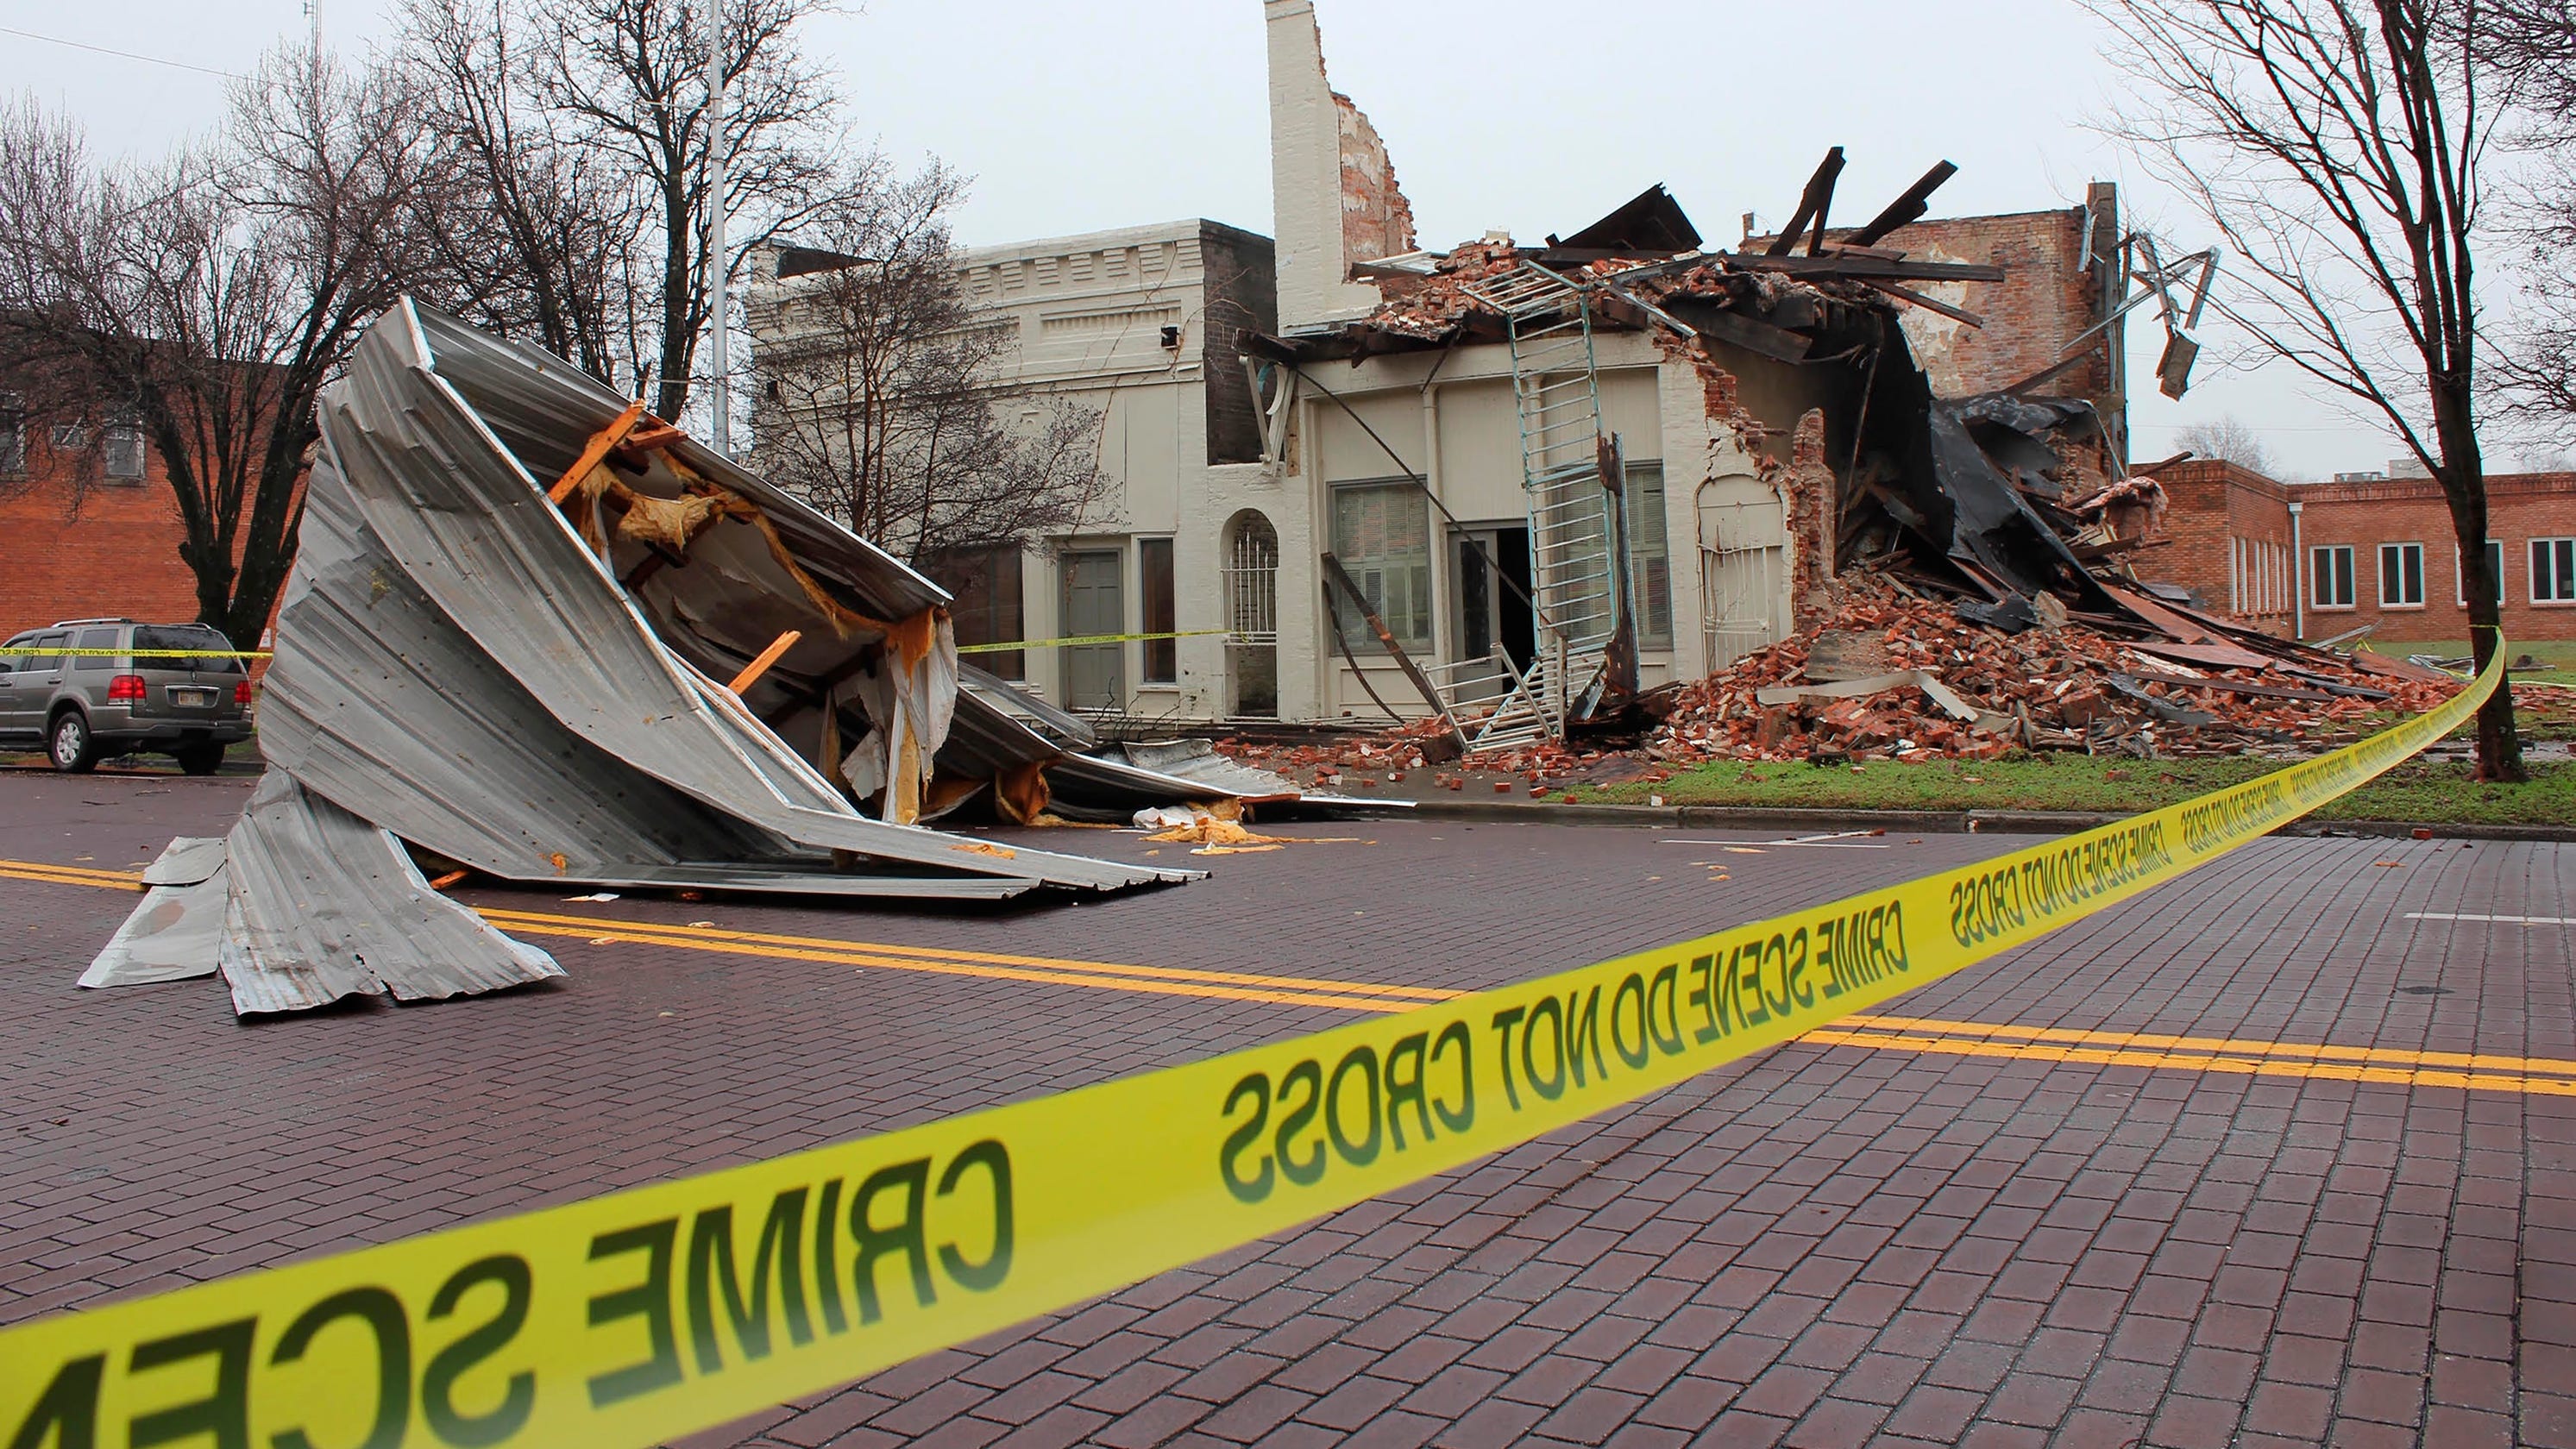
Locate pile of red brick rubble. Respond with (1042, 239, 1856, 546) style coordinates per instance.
(1637, 572, 2460, 763)
(1211, 571, 2558, 788)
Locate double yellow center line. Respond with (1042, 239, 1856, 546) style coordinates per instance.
(2, 859, 152, 891)
(1813, 1014, 2576, 1096)
(0, 859, 1454, 1015)
(475, 906, 1459, 1014)
(12, 856, 2574, 1095)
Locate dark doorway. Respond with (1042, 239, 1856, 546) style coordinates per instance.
(1454, 525, 1536, 672)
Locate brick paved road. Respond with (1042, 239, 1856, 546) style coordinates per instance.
(3, 771, 2573, 1446)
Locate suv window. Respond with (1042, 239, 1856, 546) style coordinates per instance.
(134, 624, 243, 674)
(0, 634, 29, 673)
(71, 626, 121, 671)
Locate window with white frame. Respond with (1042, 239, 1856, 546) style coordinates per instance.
(1627, 462, 1673, 649)
(2313, 545, 2356, 609)
(2379, 542, 2425, 607)
(2536, 537, 2576, 604)
(1331, 481, 1433, 653)
(2456, 540, 2504, 607)
(102, 410, 145, 481)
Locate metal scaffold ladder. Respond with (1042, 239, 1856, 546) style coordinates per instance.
(1436, 262, 1624, 752)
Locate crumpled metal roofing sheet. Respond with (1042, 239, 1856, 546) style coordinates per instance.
(214, 774, 568, 1014)
(305, 300, 1186, 894)
(85, 299, 1202, 1016)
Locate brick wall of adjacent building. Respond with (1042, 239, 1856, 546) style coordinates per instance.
(0, 436, 208, 637)
(2292, 471, 2576, 644)
(2135, 460, 2297, 635)
(2133, 464, 2576, 643)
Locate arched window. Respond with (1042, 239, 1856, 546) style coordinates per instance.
(1223, 510, 1279, 642)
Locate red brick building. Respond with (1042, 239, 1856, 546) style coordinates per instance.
(2139, 461, 2300, 636)
(2136, 461, 2576, 646)
(0, 418, 217, 638)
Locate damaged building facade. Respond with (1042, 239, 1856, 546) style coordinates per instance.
(749, 0, 2143, 741)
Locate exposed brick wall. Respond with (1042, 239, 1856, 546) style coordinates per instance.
(1873, 197, 2118, 409)
(2292, 472, 2576, 644)
(2135, 460, 2297, 635)
(1199, 223, 1280, 467)
(1331, 91, 1414, 270)
(0, 438, 207, 637)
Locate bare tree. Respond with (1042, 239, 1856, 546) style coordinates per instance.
(399, 0, 655, 392)
(527, 0, 850, 424)
(2485, 0, 2576, 429)
(0, 50, 471, 644)
(2086, 0, 2527, 780)
(2174, 413, 2278, 473)
(751, 167, 1112, 564)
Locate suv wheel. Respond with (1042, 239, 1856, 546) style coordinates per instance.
(174, 741, 227, 776)
(48, 711, 97, 774)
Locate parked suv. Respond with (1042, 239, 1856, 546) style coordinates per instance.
(0, 618, 254, 775)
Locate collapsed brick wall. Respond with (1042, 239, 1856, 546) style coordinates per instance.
(1332, 91, 1416, 270)
(1781, 410, 1837, 630)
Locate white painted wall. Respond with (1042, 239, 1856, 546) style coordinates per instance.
(1264, 0, 1385, 329)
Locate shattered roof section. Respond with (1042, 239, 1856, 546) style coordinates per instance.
(1549, 185, 1700, 256)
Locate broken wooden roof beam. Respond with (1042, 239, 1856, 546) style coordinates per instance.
(1850, 160, 1961, 247)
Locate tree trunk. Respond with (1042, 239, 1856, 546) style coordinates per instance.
(655, 173, 695, 423)
(2429, 376, 2524, 782)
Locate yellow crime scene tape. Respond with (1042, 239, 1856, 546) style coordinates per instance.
(956, 628, 1230, 655)
(0, 653, 2503, 1448)
(4, 649, 272, 661)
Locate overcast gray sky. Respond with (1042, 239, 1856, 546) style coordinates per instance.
(0, 0, 2472, 479)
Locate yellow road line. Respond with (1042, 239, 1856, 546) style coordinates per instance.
(0, 857, 1455, 1011)
(1805, 1027, 2576, 1096)
(1844, 1013, 2576, 1080)
(483, 913, 1418, 1013)
(9, 855, 2567, 1095)
(0, 862, 142, 889)
(475, 907, 1460, 1003)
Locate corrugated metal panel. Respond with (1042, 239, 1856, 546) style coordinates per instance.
(79, 872, 226, 988)
(1106, 740, 1302, 798)
(88, 301, 1226, 1015)
(315, 302, 1187, 894)
(529, 865, 1032, 900)
(216, 774, 567, 1014)
(958, 665, 1100, 750)
(410, 306, 951, 624)
(139, 837, 228, 888)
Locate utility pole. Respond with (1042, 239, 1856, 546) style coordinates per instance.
(704, 0, 732, 456)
